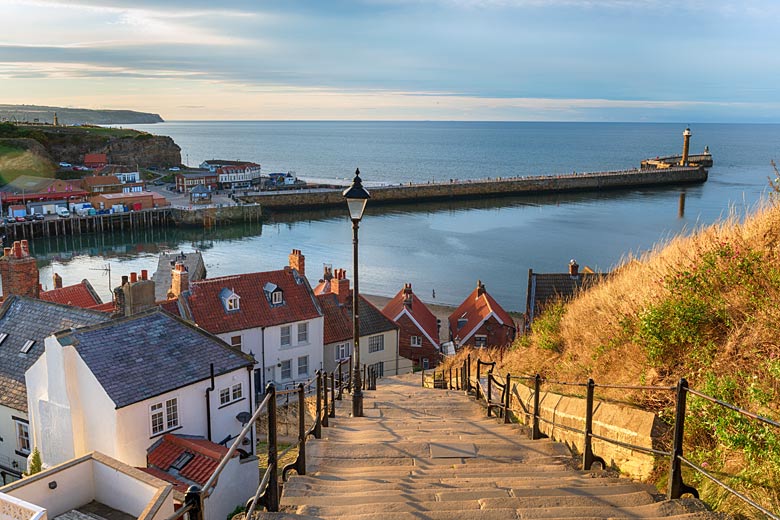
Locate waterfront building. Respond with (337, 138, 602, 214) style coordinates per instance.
(199, 159, 260, 173)
(216, 163, 262, 189)
(25, 309, 256, 470)
(0, 295, 109, 483)
(167, 252, 324, 391)
(0, 176, 86, 210)
(90, 191, 169, 211)
(174, 171, 219, 193)
(448, 280, 517, 349)
(315, 266, 407, 376)
(382, 283, 441, 370)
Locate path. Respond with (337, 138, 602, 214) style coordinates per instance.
(260, 374, 723, 519)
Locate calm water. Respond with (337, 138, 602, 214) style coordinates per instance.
(25, 122, 780, 311)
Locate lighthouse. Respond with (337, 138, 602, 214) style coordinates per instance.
(679, 127, 691, 166)
(52, 112, 59, 126)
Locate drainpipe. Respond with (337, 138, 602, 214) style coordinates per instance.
(247, 365, 254, 455)
(205, 363, 215, 441)
(260, 327, 266, 391)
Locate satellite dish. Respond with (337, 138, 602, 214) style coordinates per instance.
(236, 411, 252, 425)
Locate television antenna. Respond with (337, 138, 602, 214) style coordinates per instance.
(89, 263, 112, 294)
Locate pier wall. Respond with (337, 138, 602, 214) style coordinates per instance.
(170, 204, 262, 227)
(246, 166, 707, 212)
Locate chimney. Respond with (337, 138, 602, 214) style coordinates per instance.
(168, 262, 189, 299)
(0, 240, 40, 299)
(53, 273, 63, 289)
(115, 271, 155, 316)
(569, 259, 579, 276)
(476, 279, 486, 298)
(323, 264, 333, 281)
(403, 283, 413, 308)
(289, 249, 305, 277)
(332, 268, 351, 305)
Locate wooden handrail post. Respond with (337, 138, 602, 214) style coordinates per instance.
(314, 370, 322, 439)
(667, 379, 698, 499)
(467, 354, 472, 393)
(258, 383, 279, 512)
(421, 367, 425, 387)
(449, 367, 453, 389)
(329, 373, 336, 418)
(583, 378, 605, 470)
(322, 373, 329, 427)
(337, 363, 343, 400)
(531, 373, 543, 440)
(476, 361, 482, 401)
(348, 355, 353, 392)
(486, 373, 493, 417)
(504, 373, 511, 424)
(183, 486, 203, 520)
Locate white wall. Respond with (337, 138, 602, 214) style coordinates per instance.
(115, 367, 254, 467)
(204, 456, 259, 520)
(93, 460, 168, 518)
(0, 405, 27, 483)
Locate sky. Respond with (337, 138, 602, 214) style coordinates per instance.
(1, 0, 779, 122)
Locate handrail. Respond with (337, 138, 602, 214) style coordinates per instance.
(427, 355, 779, 518)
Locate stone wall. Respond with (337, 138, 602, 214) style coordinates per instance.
(170, 204, 262, 227)
(506, 382, 668, 479)
(245, 167, 707, 212)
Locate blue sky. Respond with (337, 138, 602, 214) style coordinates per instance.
(1, 0, 778, 121)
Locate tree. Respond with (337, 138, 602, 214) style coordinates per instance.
(24, 447, 42, 476)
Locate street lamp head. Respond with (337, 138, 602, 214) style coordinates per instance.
(342, 168, 371, 221)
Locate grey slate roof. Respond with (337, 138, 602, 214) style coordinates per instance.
(0, 296, 110, 412)
(525, 270, 608, 328)
(359, 297, 398, 337)
(57, 309, 254, 409)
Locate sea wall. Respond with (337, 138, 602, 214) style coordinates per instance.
(245, 166, 707, 212)
(170, 204, 262, 226)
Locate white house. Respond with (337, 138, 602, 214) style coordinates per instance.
(0, 451, 174, 520)
(0, 296, 109, 484)
(25, 309, 257, 482)
(170, 251, 324, 392)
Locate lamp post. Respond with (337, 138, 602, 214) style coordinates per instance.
(343, 168, 370, 417)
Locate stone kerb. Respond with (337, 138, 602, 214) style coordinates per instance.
(510, 382, 667, 479)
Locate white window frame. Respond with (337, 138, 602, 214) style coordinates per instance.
(14, 420, 30, 455)
(297, 355, 309, 377)
(272, 291, 283, 305)
(220, 383, 243, 405)
(368, 335, 384, 353)
(336, 343, 350, 361)
(230, 335, 242, 349)
(474, 335, 487, 348)
(280, 325, 291, 347)
(297, 322, 309, 343)
(231, 383, 242, 401)
(410, 335, 422, 347)
(150, 397, 179, 436)
(219, 388, 231, 405)
(280, 359, 292, 380)
(226, 294, 240, 311)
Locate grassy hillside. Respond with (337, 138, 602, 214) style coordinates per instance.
(446, 200, 780, 518)
(0, 139, 56, 182)
(0, 104, 163, 125)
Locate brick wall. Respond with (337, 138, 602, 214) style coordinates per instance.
(396, 314, 440, 368)
(460, 315, 515, 349)
(0, 240, 40, 299)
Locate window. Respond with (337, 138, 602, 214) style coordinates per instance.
(422, 358, 430, 370)
(297, 355, 309, 377)
(272, 291, 283, 305)
(368, 335, 384, 353)
(281, 360, 292, 379)
(15, 421, 30, 455)
(475, 335, 487, 348)
(369, 362, 384, 377)
(226, 294, 240, 311)
(151, 397, 179, 435)
(219, 388, 231, 405)
(0, 333, 7, 345)
(20, 340, 35, 354)
(411, 335, 422, 347)
(280, 326, 291, 347)
(336, 343, 350, 361)
(220, 383, 243, 405)
(230, 335, 242, 349)
(232, 383, 242, 400)
(297, 322, 309, 343)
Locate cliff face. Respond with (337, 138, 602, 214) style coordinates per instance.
(97, 135, 181, 168)
(0, 104, 163, 125)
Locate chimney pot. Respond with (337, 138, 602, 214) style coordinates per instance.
(569, 259, 579, 276)
(3, 247, 10, 257)
(476, 279, 486, 297)
(53, 273, 63, 289)
(141, 269, 148, 281)
(130, 272, 138, 283)
(122, 275, 129, 286)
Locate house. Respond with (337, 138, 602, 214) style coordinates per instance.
(83, 153, 108, 169)
(175, 171, 219, 193)
(39, 274, 104, 310)
(189, 184, 212, 204)
(0, 451, 174, 520)
(167, 250, 323, 391)
(0, 295, 110, 484)
(25, 309, 257, 471)
(199, 159, 260, 173)
(0, 176, 86, 207)
(268, 172, 297, 186)
(382, 283, 441, 370)
(142, 433, 256, 520)
(90, 191, 169, 211)
(525, 259, 608, 331)
(95, 165, 141, 185)
(448, 280, 516, 349)
(217, 163, 262, 189)
(314, 266, 407, 377)
(81, 174, 124, 194)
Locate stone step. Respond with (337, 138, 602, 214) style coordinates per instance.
(479, 490, 657, 509)
(515, 499, 689, 519)
(295, 498, 486, 516)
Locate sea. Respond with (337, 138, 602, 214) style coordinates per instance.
(24, 121, 780, 312)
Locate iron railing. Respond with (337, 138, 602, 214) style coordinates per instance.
(163, 355, 383, 520)
(422, 356, 779, 520)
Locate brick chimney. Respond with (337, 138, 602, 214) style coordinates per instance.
(53, 272, 63, 289)
(114, 271, 155, 316)
(168, 262, 189, 299)
(0, 240, 40, 299)
(568, 259, 579, 276)
(476, 279, 486, 298)
(403, 283, 413, 308)
(289, 249, 305, 277)
(331, 268, 351, 305)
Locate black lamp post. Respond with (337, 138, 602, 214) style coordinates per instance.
(343, 168, 370, 417)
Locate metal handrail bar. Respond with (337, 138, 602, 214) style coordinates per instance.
(489, 373, 506, 390)
(595, 383, 677, 392)
(245, 464, 274, 520)
(589, 432, 672, 457)
(201, 391, 272, 497)
(678, 455, 780, 520)
(161, 501, 195, 520)
(276, 387, 300, 396)
(542, 380, 588, 387)
(687, 388, 780, 428)
(278, 439, 300, 460)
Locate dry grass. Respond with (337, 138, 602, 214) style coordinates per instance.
(442, 200, 780, 518)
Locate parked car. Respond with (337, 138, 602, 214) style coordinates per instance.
(15, 216, 26, 223)
(4, 217, 16, 225)
(33, 213, 45, 221)
(58, 162, 72, 168)
(56, 207, 70, 218)
(168, 166, 181, 171)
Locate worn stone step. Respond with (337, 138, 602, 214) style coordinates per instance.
(480, 490, 657, 509)
(296, 498, 485, 516)
(293, 509, 521, 520)
(515, 499, 689, 519)
(281, 487, 507, 507)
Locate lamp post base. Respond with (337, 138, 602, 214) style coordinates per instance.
(352, 368, 363, 417)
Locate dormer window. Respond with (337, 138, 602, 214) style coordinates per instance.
(457, 314, 468, 330)
(264, 282, 284, 306)
(20, 340, 35, 354)
(219, 288, 240, 312)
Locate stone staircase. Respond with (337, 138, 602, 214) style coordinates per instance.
(256, 374, 725, 520)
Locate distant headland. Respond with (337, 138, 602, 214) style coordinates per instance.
(0, 104, 163, 125)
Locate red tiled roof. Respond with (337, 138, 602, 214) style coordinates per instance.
(82, 175, 121, 187)
(139, 466, 189, 496)
(317, 293, 352, 344)
(84, 153, 107, 163)
(90, 301, 117, 313)
(382, 285, 439, 346)
(183, 269, 321, 335)
(147, 434, 231, 488)
(40, 280, 102, 309)
(448, 282, 515, 343)
(158, 299, 181, 316)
